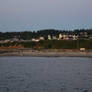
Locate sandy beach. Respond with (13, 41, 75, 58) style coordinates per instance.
(0, 48, 92, 57)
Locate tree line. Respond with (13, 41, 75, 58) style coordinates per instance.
(0, 29, 92, 40)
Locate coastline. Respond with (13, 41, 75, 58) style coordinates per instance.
(0, 48, 92, 57)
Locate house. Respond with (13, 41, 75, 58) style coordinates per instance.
(32, 38, 39, 42)
(63, 34, 69, 40)
(39, 37, 45, 40)
(80, 48, 86, 52)
(48, 35, 51, 40)
(4, 39, 11, 43)
(11, 38, 19, 42)
(58, 34, 63, 40)
(72, 35, 78, 40)
(88, 35, 92, 39)
(52, 36, 57, 40)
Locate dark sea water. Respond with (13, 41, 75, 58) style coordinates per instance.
(0, 57, 92, 92)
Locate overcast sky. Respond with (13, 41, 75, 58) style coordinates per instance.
(0, 0, 92, 32)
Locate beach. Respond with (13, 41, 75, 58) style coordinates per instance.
(0, 48, 92, 57)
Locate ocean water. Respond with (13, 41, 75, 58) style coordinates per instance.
(0, 57, 92, 92)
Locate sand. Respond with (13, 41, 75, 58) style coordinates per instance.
(0, 48, 92, 57)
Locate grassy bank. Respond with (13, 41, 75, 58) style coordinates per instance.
(0, 40, 92, 50)
(20, 40, 92, 49)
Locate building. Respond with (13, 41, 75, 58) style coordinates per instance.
(48, 35, 51, 40)
(39, 37, 45, 40)
(88, 35, 92, 39)
(52, 36, 57, 40)
(32, 38, 39, 42)
(72, 35, 78, 40)
(63, 34, 69, 40)
(58, 34, 63, 40)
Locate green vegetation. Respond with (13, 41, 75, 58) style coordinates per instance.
(0, 29, 92, 40)
(1, 40, 92, 49)
(20, 40, 92, 49)
(0, 29, 92, 50)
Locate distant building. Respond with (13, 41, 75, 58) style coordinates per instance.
(63, 34, 69, 40)
(80, 48, 86, 52)
(48, 35, 51, 40)
(72, 35, 78, 40)
(4, 39, 11, 43)
(32, 38, 39, 42)
(88, 35, 92, 39)
(39, 37, 45, 40)
(11, 38, 19, 42)
(84, 32, 88, 38)
(58, 34, 63, 40)
(52, 36, 57, 40)
(80, 32, 88, 38)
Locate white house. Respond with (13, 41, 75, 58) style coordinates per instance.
(48, 35, 51, 40)
(58, 34, 63, 40)
(32, 38, 39, 42)
(39, 37, 45, 40)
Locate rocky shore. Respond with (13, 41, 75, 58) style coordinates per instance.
(0, 48, 92, 57)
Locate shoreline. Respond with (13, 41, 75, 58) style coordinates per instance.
(0, 49, 92, 57)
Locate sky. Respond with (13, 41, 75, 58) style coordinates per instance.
(0, 0, 92, 32)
